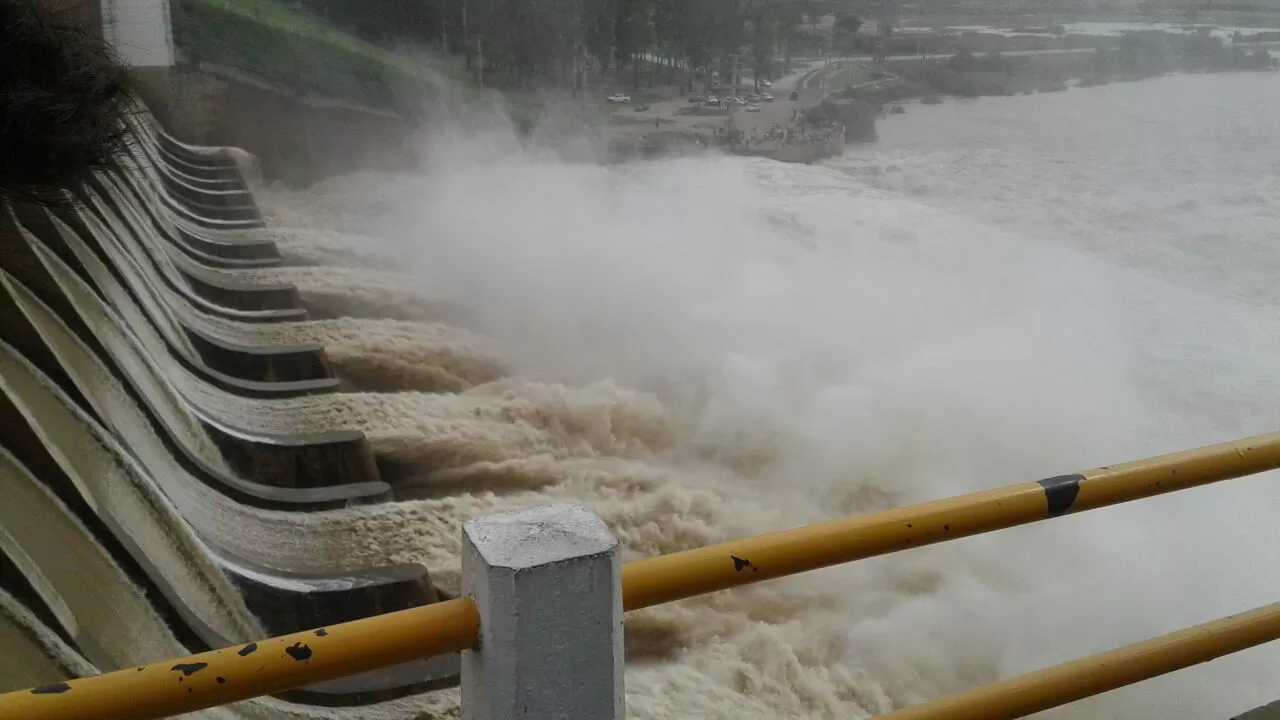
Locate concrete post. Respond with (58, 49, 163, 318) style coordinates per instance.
(461, 504, 624, 720)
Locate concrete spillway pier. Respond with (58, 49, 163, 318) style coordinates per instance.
(8, 4, 1280, 719)
(0, 93, 463, 714)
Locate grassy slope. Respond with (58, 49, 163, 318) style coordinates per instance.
(169, 0, 465, 113)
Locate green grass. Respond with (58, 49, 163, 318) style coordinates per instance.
(169, 0, 466, 113)
(191, 0, 398, 60)
(827, 64, 873, 89)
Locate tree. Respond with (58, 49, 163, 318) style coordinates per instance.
(584, 0, 617, 71)
(678, 0, 723, 91)
(1, 0, 132, 207)
(748, 1, 774, 91)
(651, 0, 679, 84)
(430, 0, 825, 92)
(831, 11, 861, 59)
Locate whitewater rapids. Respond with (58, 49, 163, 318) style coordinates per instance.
(231, 72, 1280, 719)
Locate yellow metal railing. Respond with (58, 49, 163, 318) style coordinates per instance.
(6, 430, 1280, 720)
(878, 598, 1280, 720)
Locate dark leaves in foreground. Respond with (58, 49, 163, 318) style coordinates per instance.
(0, 0, 135, 207)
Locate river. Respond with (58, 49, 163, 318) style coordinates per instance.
(255, 70, 1280, 719)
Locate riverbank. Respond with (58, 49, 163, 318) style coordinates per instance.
(838, 33, 1276, 111)
(518, 58, 847, 165)
(513, 22, 1278, 168)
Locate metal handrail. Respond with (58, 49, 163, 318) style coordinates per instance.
(5, 430, 1280, 720)
(621, 430, 1280, 609)
(875, 598, 1280, 720)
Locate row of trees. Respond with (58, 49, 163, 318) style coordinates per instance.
(449, 0, 868, 90)
(298, 0, 876, 90)
(1092, 29, 1279, 75)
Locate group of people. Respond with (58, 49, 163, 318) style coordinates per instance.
(713, 119, 846, 152)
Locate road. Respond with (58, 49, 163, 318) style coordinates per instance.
(880, 46, 1096, 62)
(602, 41, 1279, 144)
(607, 59, 827, 142)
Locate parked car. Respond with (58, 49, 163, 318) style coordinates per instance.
(745, 103, 762, 112)
(789, 90, 800, 101)
(762, 79, 772, 87)
(634, 103, 650, 112)
(746, 93, 762, 103)
(705, 95, 719, 105)
(760, 93, 775, 102)
(606, 93, 631, 103)
(689, 95, 706, 103)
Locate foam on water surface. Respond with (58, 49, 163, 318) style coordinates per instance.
(249, 73, 1280, 719)
(16, 72, 1280, 719)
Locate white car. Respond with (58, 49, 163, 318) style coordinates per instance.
(762, 79, 772, 87)
(745, 103, 762, 112)
(760, 93, 775, 102)
(606, 93, 631, 103)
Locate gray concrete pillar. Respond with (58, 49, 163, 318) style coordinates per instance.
(461, 504, 624, 720)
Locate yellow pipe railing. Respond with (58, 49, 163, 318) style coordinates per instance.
(622, 430, 1280, 609)
(876, 598, 1280, 720)
(4, 430, 1280, 720)
(0, 600, 479, 720)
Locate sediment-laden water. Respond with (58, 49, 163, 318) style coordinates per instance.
(199, 71, 1280, 718)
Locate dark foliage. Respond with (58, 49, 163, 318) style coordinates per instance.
(834, 14, 862, 36)
(0, 0, 134, 206)
(1091, 31, 1279, 80)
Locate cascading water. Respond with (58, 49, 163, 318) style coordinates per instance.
(227, 70, 1280, 718)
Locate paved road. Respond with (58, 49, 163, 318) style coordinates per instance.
(878, 41, 1280, 62)
(609, 59, 827, 141)
(882, 47, 1096, 62)
(605, 38, 1272, 141)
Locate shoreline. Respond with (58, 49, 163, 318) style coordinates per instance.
(569, 56, 1276, 168)
(533, 22, 1278, 168)
(830, 26, 1279, 109)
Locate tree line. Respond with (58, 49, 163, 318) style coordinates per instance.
(295, 0, 874, 90)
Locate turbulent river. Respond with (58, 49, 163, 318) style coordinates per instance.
(251, 70, 1280, 719)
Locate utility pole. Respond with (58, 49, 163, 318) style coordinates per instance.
(726, 53, 741, 136)
(571, 0, 583, 96)
(874, 0, 898, 74)
(440, 0, 448, 55)
(475, 34, 484, 87)
(769, 13, 779, 90)
(819, 34, 831, 95)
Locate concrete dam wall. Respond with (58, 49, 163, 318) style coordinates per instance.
(0, 105, 465, 717)
(8, 3, 1280, 717)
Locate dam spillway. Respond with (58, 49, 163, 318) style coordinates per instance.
(0, 102, 464, 718)
(5, 81, 1280, 719)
